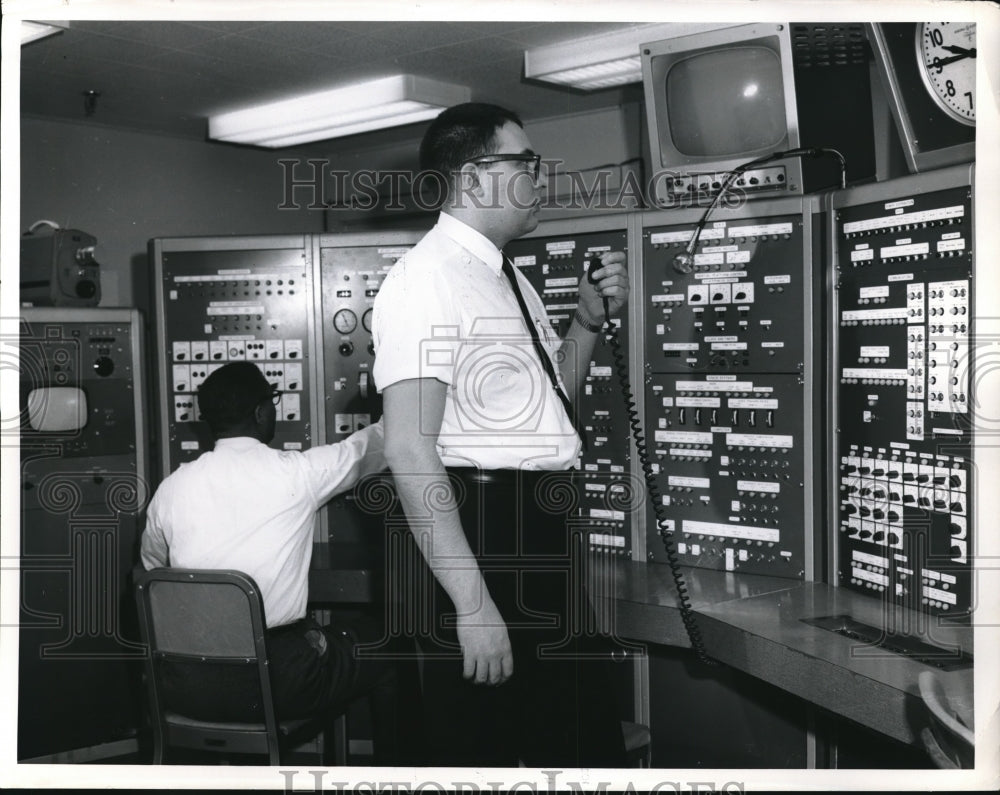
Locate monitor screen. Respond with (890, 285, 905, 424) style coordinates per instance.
(665, 46, 788, 158)
(27, 387, 88, 432)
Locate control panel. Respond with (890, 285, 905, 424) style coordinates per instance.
(317, 233, 417, 548)
(151, 237, 314, 474)
(17, 308, 147, 758)
(19, 310, 142, 460)
(645, 373, 805, 577)
(641, 200, 814, 577)
(644, 214, 805, 373)
(833, 169, 973, 616)
(506, 221, 634, 557)
(319, 235, 416, 441)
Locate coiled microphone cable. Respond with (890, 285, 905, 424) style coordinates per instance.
(588, 269, 713, 664)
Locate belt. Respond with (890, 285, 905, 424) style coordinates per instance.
(267, 617, 314, 637)
(446, 467, 573, 486)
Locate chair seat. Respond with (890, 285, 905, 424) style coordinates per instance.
(164, 710, 314, 736)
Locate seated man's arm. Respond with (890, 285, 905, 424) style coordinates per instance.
(305, 418, 388, 505)
(139, 497, 169, 570)
(383, 377, 513, 686)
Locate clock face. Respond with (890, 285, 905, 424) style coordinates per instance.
(916, 22, 976, 126)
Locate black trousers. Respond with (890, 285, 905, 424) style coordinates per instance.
(162, 613, 418, 765)
(406, 468, 627, 768)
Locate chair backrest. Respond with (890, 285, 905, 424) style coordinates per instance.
(918, 670, 974, 769)
(135, 568, 279, 729)
(145, 573, 259, 657)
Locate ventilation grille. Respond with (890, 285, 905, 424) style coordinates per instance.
(790, 23, 870, 68)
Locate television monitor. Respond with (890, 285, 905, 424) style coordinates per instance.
(26, 386, 88, 433)
(642, 22, 876, 205)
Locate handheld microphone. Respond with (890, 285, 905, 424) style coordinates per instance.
(585, 258, 611, 324)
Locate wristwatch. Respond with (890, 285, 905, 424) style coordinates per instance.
(574, 309, 603, 333)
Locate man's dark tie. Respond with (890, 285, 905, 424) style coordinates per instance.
(501, 257, 587, 451)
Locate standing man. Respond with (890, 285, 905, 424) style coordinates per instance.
(372, 103, 629, 767)
(140, 361, 411, 764)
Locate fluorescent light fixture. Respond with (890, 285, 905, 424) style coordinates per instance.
(208, 75, 471, 148)
(524, 23, 734, 90)
(21, 20, 68, 45)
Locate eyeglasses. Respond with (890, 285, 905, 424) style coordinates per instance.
(464, 153, 542, 180)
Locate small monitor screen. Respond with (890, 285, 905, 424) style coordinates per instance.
(27, 387, 88, 432)
(665, 46, 787, 158)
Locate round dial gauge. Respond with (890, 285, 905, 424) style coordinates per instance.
(333, 308, 357, 334)
(916, 22, 976, 126)
(362, 308, 373, 333)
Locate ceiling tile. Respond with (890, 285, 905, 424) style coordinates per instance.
(429, 35, 526, 62)
(21, 28, 173, 70)
(479, 22, 552, 35)
(143, 48, 262, 90)
(179, 33, 285, 66)
(61, 20, 132, 36)
(328, 20, 428, 35)
(178, 20, 274, 34)
(18, 20, 646, 142)
(224, 21, 360, 52)
(85, 21, 229, 53)
(386, 49, 474, 80)
(299, 33, 400, 63)
(499, 21, 646, 48)
(373, 21, 496, 53)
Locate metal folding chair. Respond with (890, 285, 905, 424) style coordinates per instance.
(134, 568, 338, 765)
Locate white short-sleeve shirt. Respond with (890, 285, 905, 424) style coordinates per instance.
(372, 213, 581, 470)
(140, 424, 386, 628)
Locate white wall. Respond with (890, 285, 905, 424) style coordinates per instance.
(19, 118, 327, 307)
(321, 103, 645, 230)
(20, 104, 643, 303)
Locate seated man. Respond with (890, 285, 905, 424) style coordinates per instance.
(140, 361, 410, 763)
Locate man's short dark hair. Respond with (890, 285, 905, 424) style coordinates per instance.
(197, 362, 272, 436)
(419, 102, 524, 198)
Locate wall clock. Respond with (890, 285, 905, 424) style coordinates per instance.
(867, 22, 976, 173)
(915, 21, 976, 126)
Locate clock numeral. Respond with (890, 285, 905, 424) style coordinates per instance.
(946, 80, 956, 97)
(932, 56, 943, 74)
(964, 91, 974, 111)
(929, 27, 944, 47)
